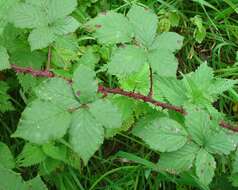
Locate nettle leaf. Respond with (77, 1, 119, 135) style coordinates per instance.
(185, 109, 212, 146)
(108, 45, 147, 77)
(205, 131, 236, 155)
(148, 48, 179, 77)
(195, 149, 216, 185)
(0, 141, 15, 169)
(16, 143, 46, 167)
(150, 32, 184, 52)
(69, 109, 104, 164)
(72, 64, 98, 103)
(133, 117, 188, 152)
(233, 150, 238, 174)
(47, 0, 78, 22)
(158, 142, 200, 173)
(127, 5, 158, 47)
(28, 27, 57, 51)
(9, 0, 79, 50)
(0, 81, 14, 112)
(87, 11, 133, 44)
(25, 176, 48, 190)
(89, 99, 122, 129)
(35, 78, 80, 110)
(12, 100, 72, 144)
(0, 46, 10, 71)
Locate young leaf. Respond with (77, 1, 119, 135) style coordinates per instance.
(133, 117, 188, 152)
(69, 109, 104, 164)
(150, 32, 184, 52)
(108, 46, 147, 77)
(158, 142, 199, 173)
(89, 99, 122, 129)
(185, 109, 212, 146)
(12, 100, 72, 144)
(127, 5, 158, 47)
(72, 64, 98, 103)
(87, 11, 133, 44)
(0, 46, 10, 71)
(35, 78, 80, 110)
(205, 131, 236, 155)
(0, 141, 15, 169)
(16, 143, 46, 167)
(195, 149, 216, 185)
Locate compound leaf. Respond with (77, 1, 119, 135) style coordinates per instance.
(89, 99, 122, 129)
(12, 100, 72, 144)
(195, 149, 216, 185)
(69, 109, 104, 164)
(133, 117, 188, 152)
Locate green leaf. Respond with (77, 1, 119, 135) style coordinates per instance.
(205, 131, 236, 155)
(233, 150, 238, 174)
(52, 16, 80, 35)
(150, 32, 184, 52)
(0, 81, 14, 112)
(195, 149, 216, 185)
(0, 142, 15, 169)
(35, 78, 80, 110)
(28, 27, 56, 51)
(133, 117, 188, 152)
(157, 77, 187, 106)
(12, 100, 72, 144)
(87, 11, 133, 44)
(0, 46, 10, 71)
(72, 64, 98, 103)
(16, 143, 46, 167)
(9, 2, 47, 29)
(148, 48, 179, 77)
(89, 99, 122, 129)
(209, 79, 237, 96)
(42, 143, 67, 162)
(158, 142, 199, 173)
(0, 165, 27, 190)
(25, 176, 48, 190)
(69, 109, 104, 164)
(108, 46, 147, 77)
(185, 109, 212, 146)
(127, 5, 158, 47)
(47, 0, 78, 22)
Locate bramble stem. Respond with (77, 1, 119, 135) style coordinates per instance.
(10, 65, 238, 133)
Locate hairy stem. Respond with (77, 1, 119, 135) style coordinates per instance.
(46, 46, 52, 70)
